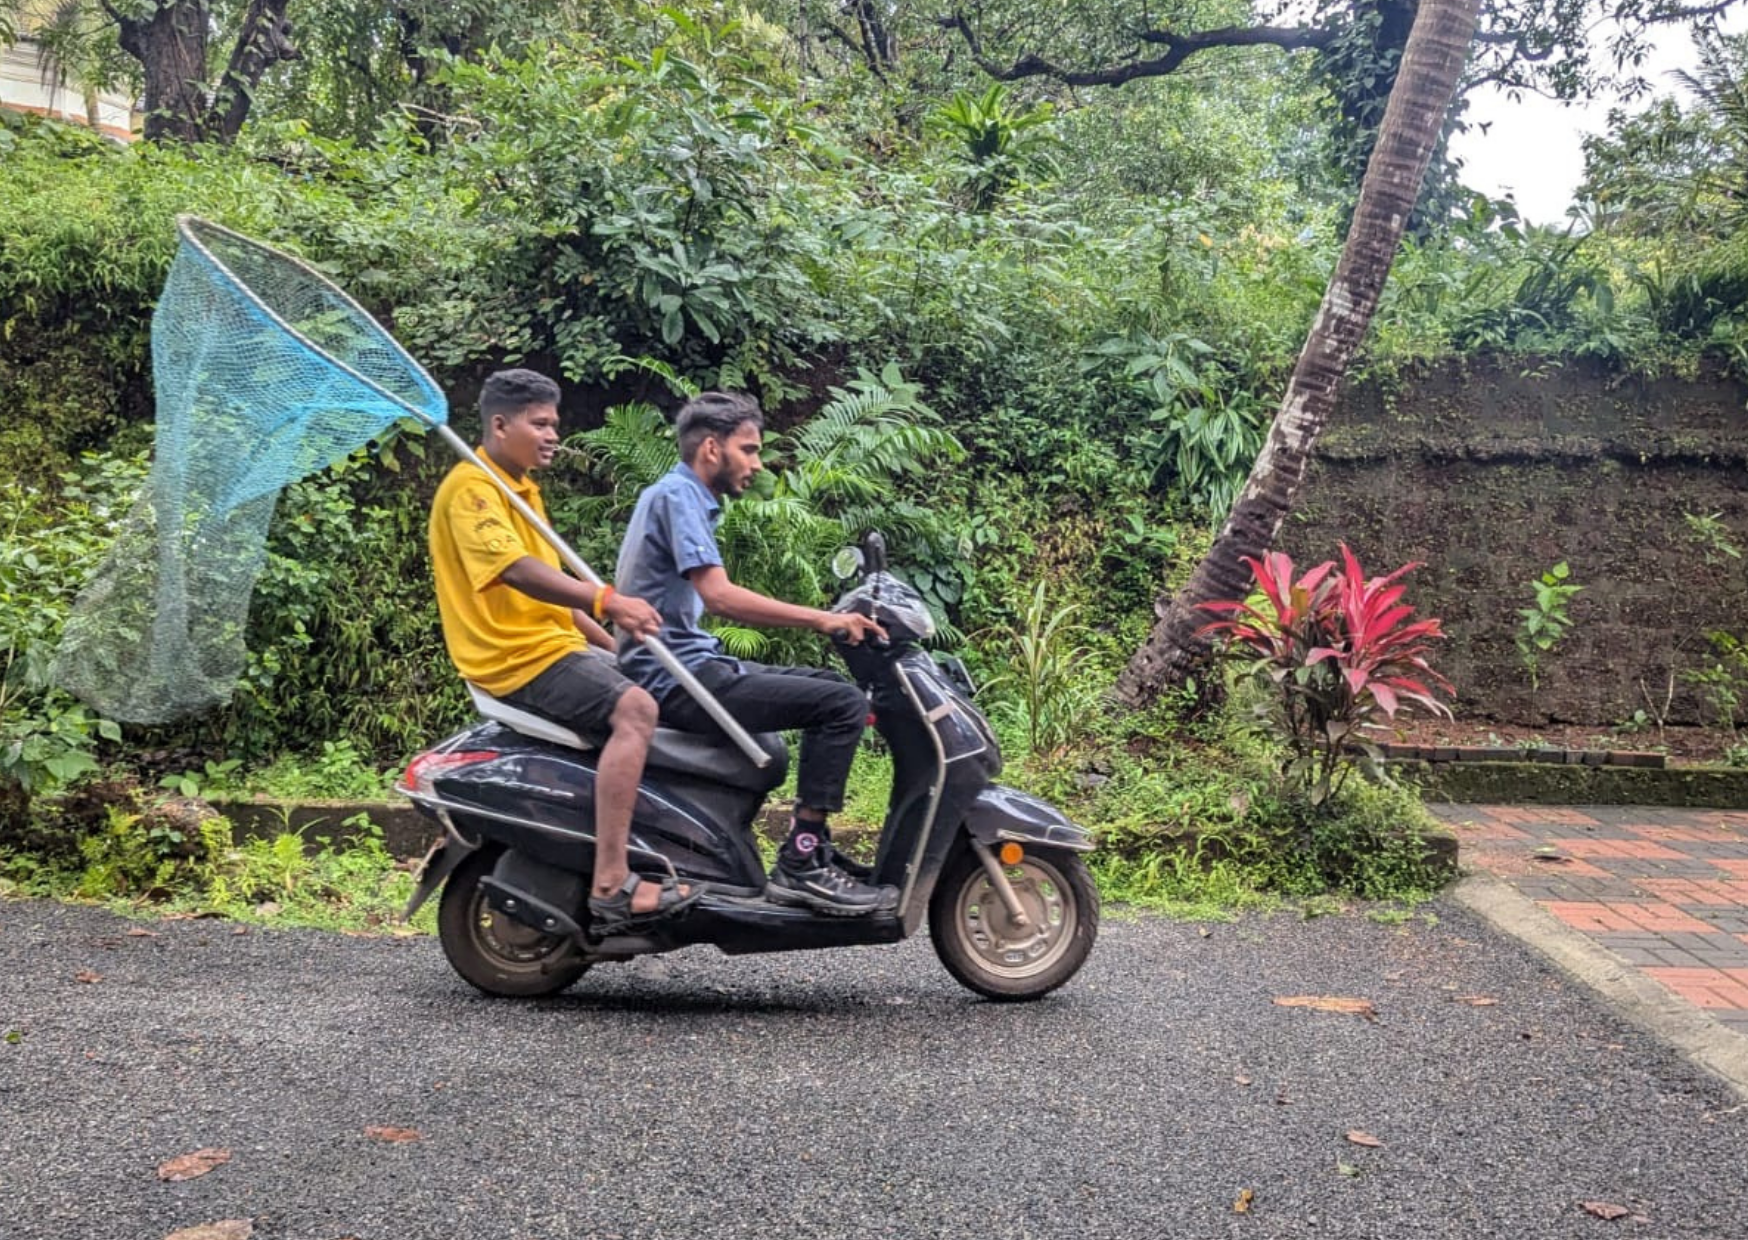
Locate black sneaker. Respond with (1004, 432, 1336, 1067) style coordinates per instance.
(767, 854, 899, 917)
(821, 840, 876, 883)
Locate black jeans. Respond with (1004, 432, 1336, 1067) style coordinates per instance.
(658, 661, 866, 813)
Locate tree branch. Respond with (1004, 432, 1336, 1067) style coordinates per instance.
(1658, 0, 1742, 19)
(810, 14, 880, 78)
(99, 1, 142, 61)
(208, 0, 297, 141)
(938, 12, 1333, 86)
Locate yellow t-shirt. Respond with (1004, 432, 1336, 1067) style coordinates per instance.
(428, 454, 587, 696)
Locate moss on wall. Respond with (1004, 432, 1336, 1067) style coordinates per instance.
(1283, 355, 1748, 726)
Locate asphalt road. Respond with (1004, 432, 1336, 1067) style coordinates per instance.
(2, 896, 1744, 1240)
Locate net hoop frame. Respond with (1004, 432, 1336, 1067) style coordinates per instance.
(173, 214, 446, 429)
(162, 216, 770, 768)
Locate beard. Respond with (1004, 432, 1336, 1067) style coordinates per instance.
(711, 461, 746, 497)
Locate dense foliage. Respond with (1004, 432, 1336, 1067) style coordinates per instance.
(3, 4, 1745, 901)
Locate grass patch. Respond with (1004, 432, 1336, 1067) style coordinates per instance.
(1, 791, 430, 935)
(999, 702, 1455, 914)
(3, 692, 1455, 933)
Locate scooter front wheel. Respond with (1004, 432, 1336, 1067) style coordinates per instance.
(928, 842, 1098, 1001)
(437, 847, 591, 997)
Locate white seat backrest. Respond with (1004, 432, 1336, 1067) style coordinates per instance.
(466, 682, 592, 751)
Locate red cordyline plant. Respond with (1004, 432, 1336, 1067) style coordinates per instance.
(1198, 544, 1455, 806)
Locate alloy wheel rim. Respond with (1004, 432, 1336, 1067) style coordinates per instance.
(953, 854, 1076, 979)
(467, 889, 571, 969)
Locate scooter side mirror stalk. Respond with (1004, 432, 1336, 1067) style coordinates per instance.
(862, 530, 888, 574)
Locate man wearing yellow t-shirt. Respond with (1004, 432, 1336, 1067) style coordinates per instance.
(429, 369, 696, 933)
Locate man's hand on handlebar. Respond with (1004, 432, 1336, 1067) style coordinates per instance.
(605, 590, 663, 640)
(819, 611, 887, 645)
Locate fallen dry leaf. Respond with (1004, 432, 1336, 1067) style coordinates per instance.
(75, 970, 103, 984)
(157, 1148, 232, 1182)
(163, 1221, 252, 1240)
(1345, 1130, 1384, 1148)
(1458, 995, 1499, 1006)
(1273, 995, 1378, 1021)
(1234, 1075, 1253, 1087)
(1581, 1201, 1631, 1221)
(231, 926, 249, 936)
(363, 1125, 421, 1143)
(1233, 1188, 1255, 1214)
(125, 928, 159, 938)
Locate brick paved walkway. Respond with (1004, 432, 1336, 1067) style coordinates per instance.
(1431, 804, 1748, 1036)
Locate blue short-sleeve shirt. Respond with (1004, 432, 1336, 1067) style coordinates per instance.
(615, 462, 736, 700)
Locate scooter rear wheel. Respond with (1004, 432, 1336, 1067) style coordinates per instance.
(928, 842, 1098, 1001)
(437, 847, 591, 997)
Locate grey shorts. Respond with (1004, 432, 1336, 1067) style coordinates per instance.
(500, 650, 635, 743)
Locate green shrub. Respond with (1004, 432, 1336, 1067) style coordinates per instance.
(0, 453, 145, 798)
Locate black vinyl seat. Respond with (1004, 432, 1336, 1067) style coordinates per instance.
(465, 682, 788, 794)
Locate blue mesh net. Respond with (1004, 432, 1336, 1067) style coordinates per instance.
(54, 217, 448, 722)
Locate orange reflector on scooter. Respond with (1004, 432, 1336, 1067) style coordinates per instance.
(999, 842, 1024, 866)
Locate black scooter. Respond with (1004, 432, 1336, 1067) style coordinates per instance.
(399, 535, 1098, 1001)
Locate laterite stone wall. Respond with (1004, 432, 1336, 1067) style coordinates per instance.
(1281, 356, 1748, 726)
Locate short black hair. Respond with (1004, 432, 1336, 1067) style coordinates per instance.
(676, 391, 764, 462)
(479, 369, 561, 423)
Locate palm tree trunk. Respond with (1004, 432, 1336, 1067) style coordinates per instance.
(1115, 0, 1483, 707)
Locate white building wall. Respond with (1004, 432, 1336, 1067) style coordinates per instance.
(0, 40, 138, 141)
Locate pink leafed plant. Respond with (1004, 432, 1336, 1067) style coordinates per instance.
(1199, 544, 1455, 805)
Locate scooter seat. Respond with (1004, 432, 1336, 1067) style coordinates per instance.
(465, 682, 788, 793)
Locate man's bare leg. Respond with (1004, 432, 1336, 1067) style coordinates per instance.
(589, 686, 682, 914)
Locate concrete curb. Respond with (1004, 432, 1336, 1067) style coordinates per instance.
(208, 798, 434, 859)
(1451, 873, 1748, 1103)
(1396, 759, 1748, 807)
(207, 799, 875, 862)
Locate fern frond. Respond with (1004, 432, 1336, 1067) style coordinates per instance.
(571, 403, 678, 492)
(709, 623, 770, 660)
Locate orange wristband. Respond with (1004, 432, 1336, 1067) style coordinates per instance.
(593, 584, 614, 621)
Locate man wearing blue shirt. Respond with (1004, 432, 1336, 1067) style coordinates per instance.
(617, 392, 898, 916)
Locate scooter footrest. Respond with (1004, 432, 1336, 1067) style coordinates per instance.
(479, 877, 583, 939)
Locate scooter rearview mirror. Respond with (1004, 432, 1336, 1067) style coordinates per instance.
(830, 546, 864, 580)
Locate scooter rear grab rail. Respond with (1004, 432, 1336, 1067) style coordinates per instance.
(431, 423, 771, 768)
